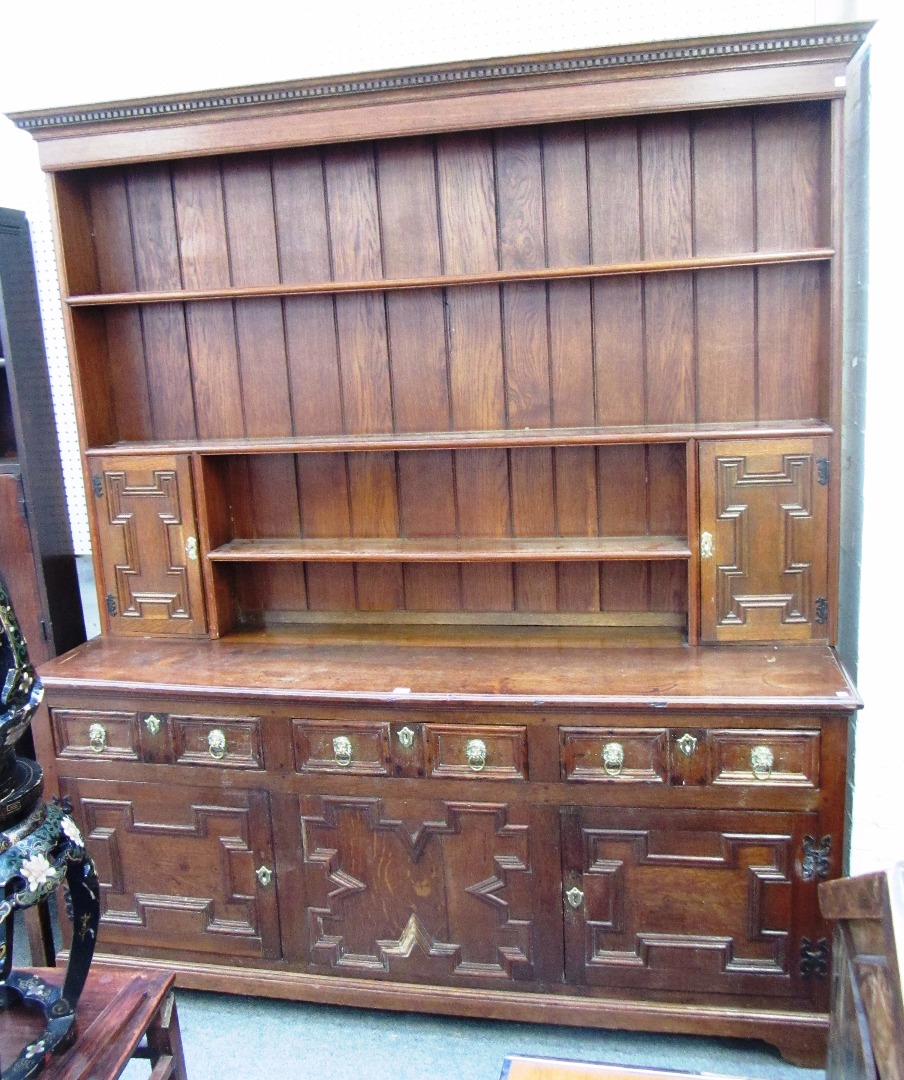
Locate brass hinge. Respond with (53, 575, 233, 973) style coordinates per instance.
(815, 597, 828, 625)
(105, 594, 118, 617)
(799, 937, 829, 978)
(816, 458, 830, 485)
(92, 475, 103, 497)
(801, 834, 832, 880)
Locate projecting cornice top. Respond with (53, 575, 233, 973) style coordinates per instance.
(8, 22, 872, 169)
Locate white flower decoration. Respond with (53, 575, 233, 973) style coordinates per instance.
(20, 853, 55, 892)
(61, 816, 84, 847)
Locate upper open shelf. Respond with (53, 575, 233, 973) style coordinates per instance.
(84, 419, 833, 457)
(65, 249, 832, 307)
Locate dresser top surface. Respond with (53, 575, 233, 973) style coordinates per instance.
(37, 632, 859, 711)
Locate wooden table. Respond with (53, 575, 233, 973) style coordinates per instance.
(0, 967, 187, 1079)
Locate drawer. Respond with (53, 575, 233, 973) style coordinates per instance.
(425, 725, 527, 780)
(170, 714, 263, 769)
(709, 729, 820, 787)
(293, 719, 391, 775)
(561, 728, 668, 783)
(51, 709, 139, 761)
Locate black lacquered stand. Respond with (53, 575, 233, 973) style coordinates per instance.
(0, 579, 99, 1079)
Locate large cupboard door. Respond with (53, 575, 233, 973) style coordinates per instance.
(699, 438, 829, 642)
(90, 455, 207, 636)
(298, 794, 544, 983)
(61, 778, 280, 959)
(561, 806, 828, 1003)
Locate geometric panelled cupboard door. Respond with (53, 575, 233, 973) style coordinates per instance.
(699, 438, 830, 642)
(90, 454, 207, 636)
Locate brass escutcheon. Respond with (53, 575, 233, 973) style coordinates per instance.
(602, 741, 624, 777)
(676, 733, 698, 757)
(397, 726, 415, 750)
(333, 736, 352, 767)
(465, 738, 487, 772)
(256, 865, 273, 887)
(207, 728, 227, 760)
(144, 714, 161, 736)
(185, 536, 199, 561)
(88, 723, 106, 753)
(700, 531, 714, 559)
(565, 886, 584, 910)
(751, 744, 774, 780)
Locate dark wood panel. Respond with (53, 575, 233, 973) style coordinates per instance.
(138, 305, 196, 441)
(126, 164, 181, 291)
(171, 159, 230, 289)
(696, 269, 756, 422)
(758, 263, 825, 421)
(640, 117, 693, 260)
(271, 148, 331, 283)
(221, 154, 280, 286)
(102, 308, 152, 441)
(644, 273, 695, 424)
(588, 119, 641, 263)
(692, 111, 755, 255)
(592, 278, 645, 426)
(87, 169, 137, 293)
(756, 103, 829, 251)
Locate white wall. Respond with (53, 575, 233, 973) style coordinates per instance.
(0, 0, 899, 875)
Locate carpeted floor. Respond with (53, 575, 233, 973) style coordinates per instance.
(118, 988, 824, 1080)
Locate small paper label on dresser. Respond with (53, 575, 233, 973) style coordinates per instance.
(392, 687, 412, 694)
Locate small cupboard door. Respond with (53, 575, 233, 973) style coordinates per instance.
(561, 806, 829, 1004)
(61, 777, 280, 959)
(699, 438, 829, 642)
(90, 455, 207, 636)
(297, 794, 548, 984)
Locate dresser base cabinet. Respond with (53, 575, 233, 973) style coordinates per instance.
(38, 636, 855, 1068)
(14, 21, 870, 1071)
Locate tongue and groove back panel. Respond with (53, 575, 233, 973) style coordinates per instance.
(58, 104, 829, 449)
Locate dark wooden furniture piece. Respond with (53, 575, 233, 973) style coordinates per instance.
(8, 23, 870, 1068)
(819, 863, 904, 1080)
(0, 207, 87, 966)
(0, 208, 85, 672)
(0, 967, 187, 1079)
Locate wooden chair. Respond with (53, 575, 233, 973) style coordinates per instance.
(819, 861, 904, 1080)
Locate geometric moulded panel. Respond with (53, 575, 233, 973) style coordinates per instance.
(562, 806, 823, 1001)
(699, 438, 829, 642)
(91, 454, 207, 636)
(300, 795, 534, 982)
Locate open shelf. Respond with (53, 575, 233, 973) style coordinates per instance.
(208, 535, 691, 563)
(84, 419, 834, 458)
(65, 248, 833, 307)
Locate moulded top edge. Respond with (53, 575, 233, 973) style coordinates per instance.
(8, 22, 872, 164)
